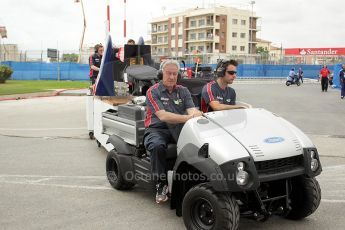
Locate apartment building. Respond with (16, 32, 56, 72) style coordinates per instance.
(150, 6, 259, 63)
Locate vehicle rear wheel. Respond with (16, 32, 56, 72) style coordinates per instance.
(106, 150, 134, 190)
(297, 81, 301, 86)
(285, 176, 321, 220)
(182, 183, 240, 230)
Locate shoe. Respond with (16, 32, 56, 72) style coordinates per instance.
(156, 183, 169, 204)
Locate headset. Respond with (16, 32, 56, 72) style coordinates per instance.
(215, 59, 229, 78)
(156, 59, 182, 80)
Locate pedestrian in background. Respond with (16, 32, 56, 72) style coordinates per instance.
(298, 67, 304, 83)
(339, 64, 345, 99)
(319, 65, 331, 92)
(89, 44, 104, 85)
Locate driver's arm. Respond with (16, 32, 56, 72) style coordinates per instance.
(209, 101, 248, 111)
(155, 110, 192, 124)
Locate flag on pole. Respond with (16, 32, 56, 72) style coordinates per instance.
(93, 34, 115, 96)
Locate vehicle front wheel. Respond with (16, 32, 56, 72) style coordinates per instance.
(182, 183, 240, 230)
(106, 150, 134, 190)
(286, 81, 291, 86)
(285, 176, 321, 220)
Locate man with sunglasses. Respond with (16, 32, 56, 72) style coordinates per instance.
(201, 59, 248, 112)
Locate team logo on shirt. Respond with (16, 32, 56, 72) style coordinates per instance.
(160, 97, 169, 101)
(226, 99, 231, 102)
(216, 96, 223, 100)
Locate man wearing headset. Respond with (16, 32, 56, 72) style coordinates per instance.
(201, 59, 248, 112)
(144, 59, 202, 204)
(89, 44, 104, 84)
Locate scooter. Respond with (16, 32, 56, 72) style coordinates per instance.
(286, 74, 301, 86)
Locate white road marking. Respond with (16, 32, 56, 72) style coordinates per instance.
(0, 128, 86, 131)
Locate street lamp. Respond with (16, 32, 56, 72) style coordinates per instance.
(0, 26, 8, 63)
(249, 1, 255, 54)
(75, 0, 86, 63)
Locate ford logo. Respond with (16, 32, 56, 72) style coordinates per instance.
(264, 137, 285, 143)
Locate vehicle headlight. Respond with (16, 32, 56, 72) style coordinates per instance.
(310, 150, 315, 158)
(311, 158, 319, 172)
(236, 170, 249, 186)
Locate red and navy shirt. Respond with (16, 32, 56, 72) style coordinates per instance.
(145, 81, 195, 128)
(201, 81, 236, 113)
(89, 53, 102, 78)
(320, 68, 330, 78)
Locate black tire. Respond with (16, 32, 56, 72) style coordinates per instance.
(89, 132, 94, 140)
(96, 140, 101, 148)
(297, 81, 301, 86)
(182, 183, 240, 230)
(285, 176, 321, 220)
(106, 150, 134, 190)
(286, 81, 291, 86)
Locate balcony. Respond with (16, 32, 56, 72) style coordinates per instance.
(184, 22, 215, 31)
(151, 29, 169, 35)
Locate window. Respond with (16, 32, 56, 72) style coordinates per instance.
(232, 45, 237, 51)
(158, 37, 163, 43)
(190, 46, 196, 51)
(241, 20, 246, 25)
(164, 36, 168, 43)
(198, 19, 205, 27)
(232, 32, 237, 38)
(178, 47, 183, 52)
(198, 46, 204, 52)
(221, 32, 225, 38)
(171, 35, 175, 40)
(190, 20, 196, 27)
(178, 35, 183, 39)
(171, 23, 175, 29)
(221, 45, 225, 51)
(158, 25, 162, 31)
(164, 24, 168, 31)
(152, 25, 157, 32)
(240, 46, 245, 51)
(178, 22, 182, 27)
(232, 19, 238, 24)
(240, 33, 246, 38)
(190, 33, 196, 40)
(171, 48, 175, 52)
(158, 48, 162, 54)
(198, 33, 205, 39)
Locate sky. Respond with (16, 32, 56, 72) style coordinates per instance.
(0, 0, 344, 52)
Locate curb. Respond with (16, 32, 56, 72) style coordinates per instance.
(0, 88, 86, 101)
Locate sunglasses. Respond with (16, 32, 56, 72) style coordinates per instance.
(226, 70, 237, 75)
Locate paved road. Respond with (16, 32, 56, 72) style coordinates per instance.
(0, 82, 345, 230)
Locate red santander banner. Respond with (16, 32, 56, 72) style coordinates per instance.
(285, 48, 345, 56)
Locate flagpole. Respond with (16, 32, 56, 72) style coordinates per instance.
(124, 0, 127, 44)
(107, 0, 110, 32)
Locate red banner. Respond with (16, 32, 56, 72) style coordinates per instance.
(284, 48, 345, 56)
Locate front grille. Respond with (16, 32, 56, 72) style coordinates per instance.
(255, 155, 304, 175)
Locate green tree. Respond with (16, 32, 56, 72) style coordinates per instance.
(62, 53, 79, 62)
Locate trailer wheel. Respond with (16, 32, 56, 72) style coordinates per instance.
(89, 132, 94, 140)
(285, 176, 321, 220)
(182, 183, 240, 230)
(106, 150, 134, 190)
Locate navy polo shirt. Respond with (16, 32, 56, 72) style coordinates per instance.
(89, 53, 102, 78)
(145, 81, 195, 128)
(201, 81, 236, 112)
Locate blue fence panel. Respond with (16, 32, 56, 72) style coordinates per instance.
(333, 64, 342, 89)
(1, 61, 342, 83)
